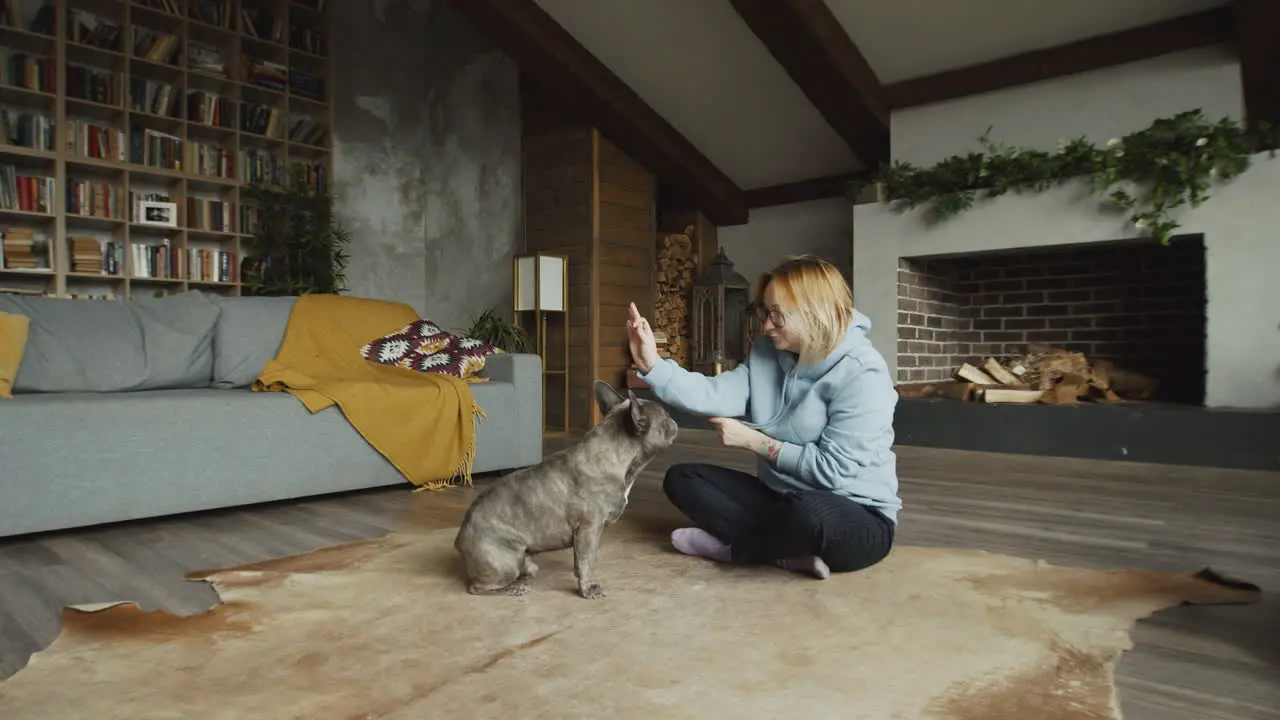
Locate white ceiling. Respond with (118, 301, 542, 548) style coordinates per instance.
(531, 0, 1231, 189)
(533, 0, 859, 189)
(829, 0, 1228, 82)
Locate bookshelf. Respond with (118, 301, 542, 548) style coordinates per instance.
(0, 0, 331, 300)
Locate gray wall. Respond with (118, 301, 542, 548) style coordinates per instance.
(330, 0, 522, 332)
(717, 198, 853, 296)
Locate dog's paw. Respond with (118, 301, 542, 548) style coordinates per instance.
(521, 560, 539, 579)
(467, 581, 530, 597)
(579, 584, 606, 599)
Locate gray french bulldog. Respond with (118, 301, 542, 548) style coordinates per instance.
(454, 380, 679, 599)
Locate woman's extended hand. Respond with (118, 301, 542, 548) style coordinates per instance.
(626, 302, 660, 373)
(708, 417, 758, 449)
(710, 417, 783, 460)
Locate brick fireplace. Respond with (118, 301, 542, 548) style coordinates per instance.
(852, 157, 1280, 411)
(896, 236, 1207, 404)
(849, 160, 1280, 471)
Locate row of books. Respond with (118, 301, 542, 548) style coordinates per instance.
(10, 233, 236, 284)
(0, 110, 325, 165)
(1, 227, 44, 270)
(8, 54, 328, 106)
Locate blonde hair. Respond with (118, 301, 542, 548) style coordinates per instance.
(756, 255, 854, 365)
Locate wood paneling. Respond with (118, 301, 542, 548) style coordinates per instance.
(599, 244, 649, 268)
(522, 80, 656, 428)
(521, 81, 594, 431)
(595, 136, 655, 394)
(598, 263, 650, 289)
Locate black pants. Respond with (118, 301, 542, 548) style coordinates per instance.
(663, 462, 895, 573)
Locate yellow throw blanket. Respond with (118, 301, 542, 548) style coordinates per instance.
(252, 294, 485, 490)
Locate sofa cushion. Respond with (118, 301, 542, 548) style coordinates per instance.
(208, 295, 297, 388)
(0, 290, 221, 393)
(0, 310, 30, 398)
(360, 318, 499, 380)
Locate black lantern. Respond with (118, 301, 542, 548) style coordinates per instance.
(690, 247, 751, 375)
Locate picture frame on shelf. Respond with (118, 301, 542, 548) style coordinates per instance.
(138, 201, 179, 228)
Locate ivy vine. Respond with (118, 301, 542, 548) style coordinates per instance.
(853, 109, 1279, 244)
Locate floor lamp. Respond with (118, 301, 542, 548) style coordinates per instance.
(513, 252, 569, 436)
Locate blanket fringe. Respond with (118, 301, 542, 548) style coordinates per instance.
(411, 403, 487, 493)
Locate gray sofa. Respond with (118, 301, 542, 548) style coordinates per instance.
(0, 291, 543, 538)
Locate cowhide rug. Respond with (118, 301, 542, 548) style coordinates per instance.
(0, 522, 1260, 719)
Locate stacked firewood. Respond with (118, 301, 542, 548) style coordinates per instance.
(653, 225, 696, 368)
(897, 343, 1159, 404)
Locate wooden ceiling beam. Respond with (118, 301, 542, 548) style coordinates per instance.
(445, 0, 749, 226)
(883, 8, 1236, 109)
(1232, 0, 1280, 133)
(729, 0, 890, 168)
(744, 172, 866, 210)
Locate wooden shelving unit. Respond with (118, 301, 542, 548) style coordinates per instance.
(0, 0, 331, 300)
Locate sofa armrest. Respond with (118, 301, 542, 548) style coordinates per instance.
(482, 352, 542, 384)
(480, 352, 544, 468)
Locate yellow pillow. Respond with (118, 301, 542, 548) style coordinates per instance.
(0, 310, 30, 399)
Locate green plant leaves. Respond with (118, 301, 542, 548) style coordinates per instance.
(852, 110, 1279, 245)
(240, 164, 351, 295)
(462, 308, 533, 354)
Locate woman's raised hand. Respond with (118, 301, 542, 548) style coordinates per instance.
(626, 302, 660, 373)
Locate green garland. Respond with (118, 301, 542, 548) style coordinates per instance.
(854, 109, 1279, 244)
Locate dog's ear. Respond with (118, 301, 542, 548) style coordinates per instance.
(626, 390, 650, 434)
(594, 380, 627, 415)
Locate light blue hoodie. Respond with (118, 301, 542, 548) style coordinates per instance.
(638, 310, 902, 523)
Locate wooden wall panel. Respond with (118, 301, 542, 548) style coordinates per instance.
(520, 80, 594, 432)
(520, 77, 656, 430)
(595, 136, 655, 393)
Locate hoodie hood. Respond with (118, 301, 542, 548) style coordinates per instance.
(744, 310, 875, 430)
(793, 309, 874, 380)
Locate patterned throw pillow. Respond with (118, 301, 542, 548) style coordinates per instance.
(360, 319, 500, 380)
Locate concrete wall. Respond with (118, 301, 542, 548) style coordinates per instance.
(718, 198, 853, 294)
(330, 0, 522, 332)
(852, 46, 1280, 409)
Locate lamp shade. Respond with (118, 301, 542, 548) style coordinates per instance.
(514, 253, 567, 312)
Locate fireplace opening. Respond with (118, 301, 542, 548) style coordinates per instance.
(896, 234, 1207, 405)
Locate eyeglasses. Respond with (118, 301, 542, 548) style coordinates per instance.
(750, 303, 787, 329)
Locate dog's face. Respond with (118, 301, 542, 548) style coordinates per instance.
(593, 381, 679, 450)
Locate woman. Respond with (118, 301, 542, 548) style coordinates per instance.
(628, 255, 900, 579)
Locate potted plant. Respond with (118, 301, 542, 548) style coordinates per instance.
(240, 164, 351, 296)
(463, 308, 533, 353)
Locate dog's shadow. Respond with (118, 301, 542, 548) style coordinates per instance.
(416, 514, 688, 595)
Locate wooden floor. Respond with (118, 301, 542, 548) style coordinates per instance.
(1, 430, 1277, 718)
